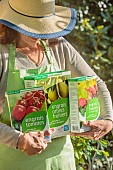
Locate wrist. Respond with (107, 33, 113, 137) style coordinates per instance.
(16, 133, 21, 149)
(17, 133, 26, 151)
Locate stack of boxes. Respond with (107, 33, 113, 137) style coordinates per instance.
(6, 71, 100, 140)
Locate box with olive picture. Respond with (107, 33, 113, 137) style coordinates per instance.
(24, 71, 71, 138)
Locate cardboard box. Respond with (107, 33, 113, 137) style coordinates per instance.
(7, 87, 51, 142)
(68, 76, 100, 133)
(24, 71, 71, 138)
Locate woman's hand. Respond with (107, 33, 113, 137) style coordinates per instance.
(18, 129, 54, 156)
(71, 120, 113, 140)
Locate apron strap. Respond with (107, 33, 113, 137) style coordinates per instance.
(40, 40, 54, 64)
(8, 43, 16, 71)
(8, 40, 54, 71)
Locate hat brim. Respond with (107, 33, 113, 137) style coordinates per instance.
(0, 0, 77, 39)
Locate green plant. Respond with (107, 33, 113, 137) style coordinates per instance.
(56, 1, 113, 169)
(56, 0, 113, 99)
(71, 136, 109, 169)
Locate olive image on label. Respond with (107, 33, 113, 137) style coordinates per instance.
(47, 85, 58, 102)
(57, 79, 69, 98)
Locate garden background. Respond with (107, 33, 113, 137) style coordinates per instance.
(56, 0, 113, 169)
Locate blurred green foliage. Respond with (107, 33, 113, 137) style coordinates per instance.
(56, 0, 113, 169)
(71, 136, 109, 170)
(57, 0, 113, 100)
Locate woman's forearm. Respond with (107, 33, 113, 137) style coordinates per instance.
(0, 122, 21, 148)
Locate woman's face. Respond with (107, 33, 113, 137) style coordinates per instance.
(18, 32, 40, 48)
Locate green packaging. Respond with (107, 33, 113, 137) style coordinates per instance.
(68, 76, 100, 132)
(24, 71, 71, 138)
(7, 87, 51, 141)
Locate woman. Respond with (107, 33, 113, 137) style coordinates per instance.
(0, 0, 113, 170)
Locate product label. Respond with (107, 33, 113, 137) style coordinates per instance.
(69, 76, 100, 132)
(86, 98, 100, 120)
(22, 111, 46, 132)
(24, 71, 71, 138)
(48, 98, 69, 128)
(7, 87, 49, 133)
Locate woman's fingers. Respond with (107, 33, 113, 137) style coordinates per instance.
(18, 131, 49, 156)
(71, 128, 103, 140)
(32, 133, 48, 150)
(71, 120, 113, 140)
(82, 121, 98, 128)
(71, 131, 95, 140)
(30, 128, 55, 139)
(24, 140, 47, 156)
(44, 128, 55, 136)
(29, 131, 44, 138)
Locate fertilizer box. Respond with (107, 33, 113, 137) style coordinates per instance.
(7, 86, 51, 142)
(24, 71, 71, 138)
(68, 76, 100, 133)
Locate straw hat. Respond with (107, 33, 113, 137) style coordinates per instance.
(0, 0, 77, 39)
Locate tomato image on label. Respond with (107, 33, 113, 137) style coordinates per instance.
(27, 97, 42, 110)
(23, 91, 34, 102)
(34, 91, 45, 102)
(35, 100, 43, 109)
(12, 89, 45, 122)
(38, 90, 44, 95)
(27, 97, 38, 107)
(17, 99, 28, 108)
(12, 105, 26, 121)
(26, 106, 39, 115)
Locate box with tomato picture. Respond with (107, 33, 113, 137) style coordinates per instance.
(7, 87, 50, 139)
(24, 71, 71, 138)
(68, 76, 100, 133)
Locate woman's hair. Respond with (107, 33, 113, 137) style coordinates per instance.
(0, 24, 63, 46)
(0, 24, 18, 44)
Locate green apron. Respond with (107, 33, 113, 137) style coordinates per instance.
(0, 41, 76, 170)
